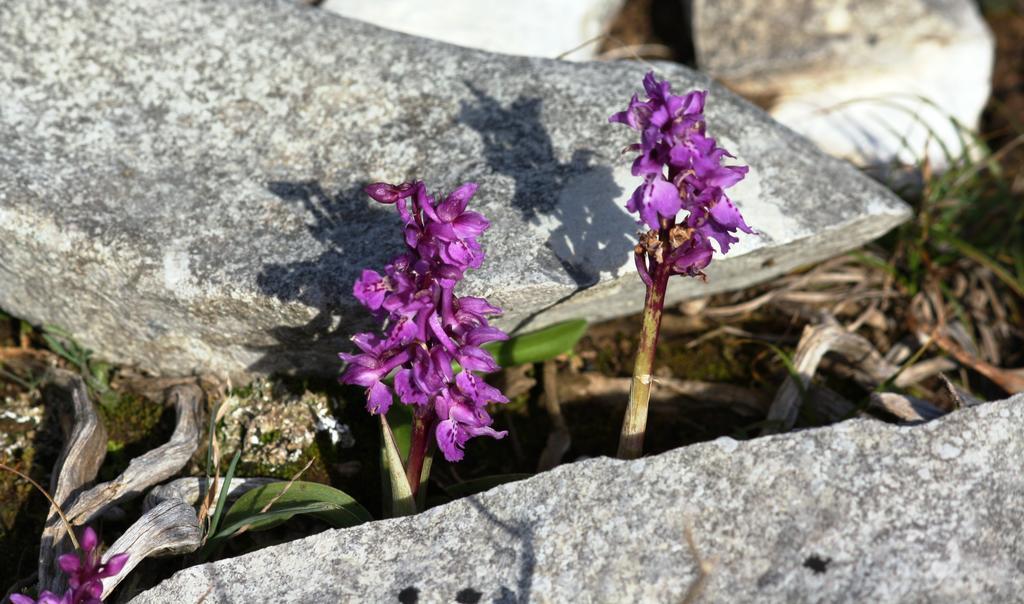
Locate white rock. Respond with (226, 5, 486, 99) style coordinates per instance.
(693, 0, 995, 171)
(320, 0, 624, 60)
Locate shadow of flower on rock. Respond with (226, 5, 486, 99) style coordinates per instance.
(458, 84, 635, 330)
(249, 180, 401, 376)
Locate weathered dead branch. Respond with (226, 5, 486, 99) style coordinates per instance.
(65, 385, 202, 526)
(38, 370, 107, 591)
(99, 499, 203, 599)
(869, 392, 945, 423)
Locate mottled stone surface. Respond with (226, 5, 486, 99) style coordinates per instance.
(219, 379, 353, 473)
(693, 0, 994, 169)
(130, 395, 1024, 603)
(0, 0, 909, 379)
(321, 0, 624, 60)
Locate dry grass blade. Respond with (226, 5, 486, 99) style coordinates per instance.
(938, 374, 984, 407)
(681, 520, 716, 604)
(64, 385, 202, 526)
(198, 399, 233, 529)
(99, 498, 202, 599)
(231, 457, 316, 538)
(0, 463, 78, 551)
(537, 360, 571, 472)
(825, 330, 900, 387)
(38, 369, 107, 591)
(893, 356, 957, 388)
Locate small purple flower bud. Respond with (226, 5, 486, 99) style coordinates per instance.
(364, 182, 406, 203)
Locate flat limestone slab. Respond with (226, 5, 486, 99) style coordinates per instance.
(130, 395, 1024, 603)
(0, 0, 910, 379)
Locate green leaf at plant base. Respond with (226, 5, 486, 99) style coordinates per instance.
(483, 319, 587, 367)
(380, 415, 416, 517)
(443, 473, 531, 499)
(387, 403, 414, 462)
(214, 480, 372, 539)
(205, 449, 241, 546)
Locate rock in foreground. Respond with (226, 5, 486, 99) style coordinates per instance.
(130, 394, 1024, 603)
(0, 0, 909, 379)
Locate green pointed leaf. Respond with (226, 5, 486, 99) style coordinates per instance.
(387, 403, 414, 462)
(206, 449, 241, 541)
(215, 501, 339, 537)
(443, 473, 531, 499)
(484, 319, 587, 367)
(380, 416, 416, 517)
(215, 480, 371, 539)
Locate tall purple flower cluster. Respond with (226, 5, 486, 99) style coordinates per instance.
(11, 526, 128, 604)
(340, 180, 510, 462)
(610, 71, 752, 276)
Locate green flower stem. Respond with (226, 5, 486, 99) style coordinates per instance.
(618, 263, 670, 459)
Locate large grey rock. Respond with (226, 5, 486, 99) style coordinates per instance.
(321, 0, 624, 61)
(693, 0, 994, 170)
(130, 395, 1024, 603)
(0, 0, 909, 380)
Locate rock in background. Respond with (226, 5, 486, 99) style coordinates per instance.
(693, 0, 995, 171)
(320, 0, 625, 60)
(0, 0, 908, 380)
(129, 394, 1024, 603)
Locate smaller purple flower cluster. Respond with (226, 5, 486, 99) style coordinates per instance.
(340, 181, 510, 462)
(610, 71, 752, 276)
(12, 526, 128, 604)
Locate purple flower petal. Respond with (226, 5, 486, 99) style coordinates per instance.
(353, 269, 388, 311)
(364, 182, 403, 203)
(366, 381, 393, 414)
(80, 527, 98, 554)
(58, 552, 81, 574)
(437, 182, 478, 221)
(435, 418, 470, 462)
(99, 553, 130, 578)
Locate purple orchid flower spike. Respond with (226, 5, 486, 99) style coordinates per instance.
(11, 526, 129, 604)
(341, 179, 509, 505)
(610, 72, 753, 459)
